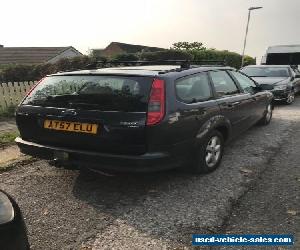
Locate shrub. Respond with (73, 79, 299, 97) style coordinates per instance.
(111, 53, 139, 61)
(0, 43, 256, 82)
(0, 105, 16, 118)
(0, 56, 95, 82)
(138, 49, 192, 61)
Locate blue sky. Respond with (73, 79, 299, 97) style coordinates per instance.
(2, 0, 300, 62)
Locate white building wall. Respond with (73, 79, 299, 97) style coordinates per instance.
(47, 48, 82, 63)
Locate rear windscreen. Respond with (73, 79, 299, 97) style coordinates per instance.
(22, 75, 153, 112)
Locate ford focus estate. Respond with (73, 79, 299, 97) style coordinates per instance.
(15, 63, 273, 174)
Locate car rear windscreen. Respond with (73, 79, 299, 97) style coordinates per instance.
(22, 75, 153, 112)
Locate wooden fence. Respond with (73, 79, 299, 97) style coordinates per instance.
(0, 81, 36, 111)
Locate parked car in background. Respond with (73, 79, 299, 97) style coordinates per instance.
(241, 65, 300, 104)
(0, 190, 29, 250)
(15, 63, 273, 174)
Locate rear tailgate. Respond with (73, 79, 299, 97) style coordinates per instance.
(16, 75, 153, 155)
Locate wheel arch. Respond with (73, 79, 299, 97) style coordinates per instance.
(195, 115, 232, 145)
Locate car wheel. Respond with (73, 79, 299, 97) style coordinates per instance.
(285, 90, 295, 104)
(258, 103, 273, 125)
(190, 130, 224, 174)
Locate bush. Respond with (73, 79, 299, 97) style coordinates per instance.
(0, 105, 16, 118)
(170, 42, 256, 69)
(0, 43, 256, 82)
(138, 49, 192, 61)
(0, 56, 95, 82)
(111, 53, 139, 61)
(191, 50, 242, 69)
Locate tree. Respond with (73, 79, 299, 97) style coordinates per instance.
(172, 42, 206, 51)
(171, 41, 256, 68)
(243, 55, 256, 66)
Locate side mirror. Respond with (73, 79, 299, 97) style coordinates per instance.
(0, 190, 29, 250)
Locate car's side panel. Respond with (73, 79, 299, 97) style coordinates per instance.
(207, 70, 255, 137)
(194, 114, 232, 144)
(215, 94, 253, 136)
(229, 70, 268, 123)
(251, 91, 270, 120)
(146, 74, 221, 158)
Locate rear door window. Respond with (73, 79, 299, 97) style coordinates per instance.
(22, 75, 153, 112)
(209, 71, 240, 97)
(176, 73, 212, 103)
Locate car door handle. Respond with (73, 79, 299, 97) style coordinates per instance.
(227, 101, 241, 108)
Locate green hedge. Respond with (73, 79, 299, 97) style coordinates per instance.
(110, 49, 255, 68)
(0, 47, 255, 82)
(191, 50, 255, 69)
(0, 56, 95, 82)
(138, 50, 192, 61)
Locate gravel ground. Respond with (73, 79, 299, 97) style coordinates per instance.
(0, 98, 299, 249)
(218, 103, 300, 250)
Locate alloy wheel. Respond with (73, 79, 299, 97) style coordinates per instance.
(286, 91, 295, 104)
(205, 136, 222, 168)
(265, 104, 272, 122)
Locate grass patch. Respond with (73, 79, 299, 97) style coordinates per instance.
(0, 105, 16, 119)
(0, 156, 36, 173)
(0, 131, 19, 146)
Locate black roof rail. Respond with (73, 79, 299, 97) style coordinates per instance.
(84, 60, 227, 70)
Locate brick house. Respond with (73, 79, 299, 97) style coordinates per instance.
(0, 45, 82, 65)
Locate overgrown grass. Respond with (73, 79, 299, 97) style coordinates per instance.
(0, 131, 19, 146)
(0, 106, 16, 119)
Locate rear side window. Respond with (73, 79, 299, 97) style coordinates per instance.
(209, 71, 239, 97)
(22, 75, 152, 112)
(176, 73, 212, 103)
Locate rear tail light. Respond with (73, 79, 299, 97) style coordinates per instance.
(146, 79, 165, 126)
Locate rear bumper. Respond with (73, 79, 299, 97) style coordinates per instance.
(15, 137, 185, 172)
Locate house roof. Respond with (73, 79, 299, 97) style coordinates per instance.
(110, 42, 165, 53)
(0, 46, 81, 64)
(92, 42, 165, 56)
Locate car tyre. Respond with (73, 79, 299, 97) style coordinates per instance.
(190, 130, 224, 174)
(285, 90, 295, 105)
(258, 103, 273, 125)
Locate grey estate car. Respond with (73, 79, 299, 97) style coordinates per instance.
(15, 63, 273, 174)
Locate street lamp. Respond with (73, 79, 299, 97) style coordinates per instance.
(241, 6, 263, 67)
